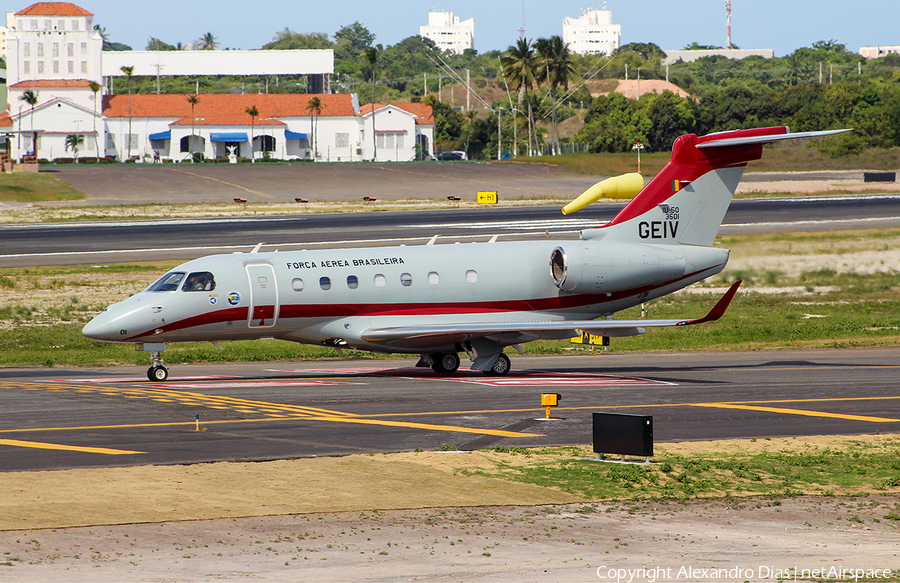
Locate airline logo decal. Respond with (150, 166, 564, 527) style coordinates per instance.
(227, 291, 241, 306)
(209, 294, 218, 305)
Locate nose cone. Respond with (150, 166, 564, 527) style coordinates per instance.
(82, 312, 113, 341)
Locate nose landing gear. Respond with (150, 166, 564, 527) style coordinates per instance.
(147, 350, 168, 381)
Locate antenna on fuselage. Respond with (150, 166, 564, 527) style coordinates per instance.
(251, 242, 265, 253)
(427, 235, 439, 246)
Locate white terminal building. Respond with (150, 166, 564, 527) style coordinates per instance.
(562, 8, 620, 56)
(1, 1, 434, 164)
(419, 11, 474, 55)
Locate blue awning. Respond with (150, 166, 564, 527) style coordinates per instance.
(148, 130, 171, 141)
(284, 129, 308, 140)
(210, 132, 249, 143)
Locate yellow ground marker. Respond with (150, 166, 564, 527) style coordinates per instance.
(691, 402, 899, 423)
(0, 438, 144, 455)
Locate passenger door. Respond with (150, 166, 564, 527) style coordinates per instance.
(246, 263, 278, 328)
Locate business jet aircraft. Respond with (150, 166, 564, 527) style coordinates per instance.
(83, 126, 847, 381)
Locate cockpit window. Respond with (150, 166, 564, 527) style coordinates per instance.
(182, 272, 216, 292)
(147, 272, 186, 292)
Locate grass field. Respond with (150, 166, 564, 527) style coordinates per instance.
(508, 142, 900, 177)
(1, 228, 899, 367)
(0, 172, 86, 203)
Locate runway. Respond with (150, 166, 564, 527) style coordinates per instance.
(2, 348, 899, 472)
(4, 194, 900, 266)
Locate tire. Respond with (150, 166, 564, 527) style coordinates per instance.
(431, 353, 460, 374)
(148, 365, 168, 382)
(483, 353, 511, 376)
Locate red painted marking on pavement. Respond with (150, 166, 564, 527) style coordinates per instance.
(53, 376, 238, 383)
(145, 380, 365, 389)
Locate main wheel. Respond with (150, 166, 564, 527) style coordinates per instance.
(483, 353, 511, 376)
(431, 353, 460, 374)
(148, 365, 168, 381)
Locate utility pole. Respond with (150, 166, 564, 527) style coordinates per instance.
(497, 108, 502, 161)
(625, 64, 628, 99)
(466, 69, 470, 112)
(519, 0, 525, 40)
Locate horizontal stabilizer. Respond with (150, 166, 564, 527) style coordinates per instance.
(696, 128, 852, 149)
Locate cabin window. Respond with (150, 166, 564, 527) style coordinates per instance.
(400, 273, 412, 287)
(466, 270, 478, 284)
(182, 272, 216, 292)
(292, 278, 304, 291)
(374, 274, 386, 288)
(347, 275, 359, 289)
(148, 272, 185, 292)
(428, 271, 440, 285)
(319, 276, 331, 290)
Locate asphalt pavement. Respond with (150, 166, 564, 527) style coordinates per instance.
(2, 348, 899, 472)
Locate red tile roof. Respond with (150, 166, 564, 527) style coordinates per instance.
(359, 102, 434, 125)
(10, 79, 93, 88)
(16, 2, 92, 16)
(0, 113, 13, 128)
(102, 93, 357, 125)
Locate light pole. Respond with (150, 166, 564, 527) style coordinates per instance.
(632, 140, 645, 173)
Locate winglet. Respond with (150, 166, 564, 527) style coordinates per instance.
(680, 280, 742, 326)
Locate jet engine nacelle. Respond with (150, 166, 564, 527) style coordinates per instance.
(549, 242, 686, 294)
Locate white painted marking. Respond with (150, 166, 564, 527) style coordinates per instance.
(722, 216, 900, 229)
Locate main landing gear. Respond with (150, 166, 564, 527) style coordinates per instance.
(418, 352, 511, 376)
(147, 350, 168, 381)
(430, 353, 461, 374)
(484, 353, 511, 376)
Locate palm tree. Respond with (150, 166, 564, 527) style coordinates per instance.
(364, 47, 378, 160)
(65, 134, 84, 163)
(120, 65, 134, 160)
(198, 32, 218, 50)
(187, 94, 200, 162)
(245, 105, 259, 163)
(87, 80, 102, 158)
(536, 36, 573, 155)
(306, 96, 325, 160)
(18, 90, 38, 159)
(501, 38, 538, 156)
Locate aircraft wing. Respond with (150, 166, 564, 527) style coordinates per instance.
(361, 281, 741, 343)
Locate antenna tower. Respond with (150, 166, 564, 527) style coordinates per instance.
(725, 0, 733, 49)
(519, 0, 525, 40)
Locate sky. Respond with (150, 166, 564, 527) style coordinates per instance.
(5, 1, 899, 57)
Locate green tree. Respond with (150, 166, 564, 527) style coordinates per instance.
(364, 47, 379, 160)
(146, 37, 176, 51)
(120, 65, 135, 159)
(306, 96, 325, 159)
(245, 105, 259, 163)
(88, 80, 102, 156)
(262, 29, 333, 50)
(187, 94, 200, 162)
(94, 24, 131, 51)
(334, 21, 375, 51)
(535, 35, 573, 155)
(18, 89, 39, 157)
(501, 38, 539, 156)
(198, 32, 218, 50)
(65, 134, 84, 163)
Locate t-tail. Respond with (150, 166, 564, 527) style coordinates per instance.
(567, 126, 851, 246)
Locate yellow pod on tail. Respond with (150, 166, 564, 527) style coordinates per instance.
(561, 172, 644, 215)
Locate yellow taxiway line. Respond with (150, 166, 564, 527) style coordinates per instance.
(0, 438, 144, 455)
(690, 403, 899, 423)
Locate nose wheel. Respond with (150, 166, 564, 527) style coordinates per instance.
(147, 350, 168, 381)
(148, 365, 169, 381)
